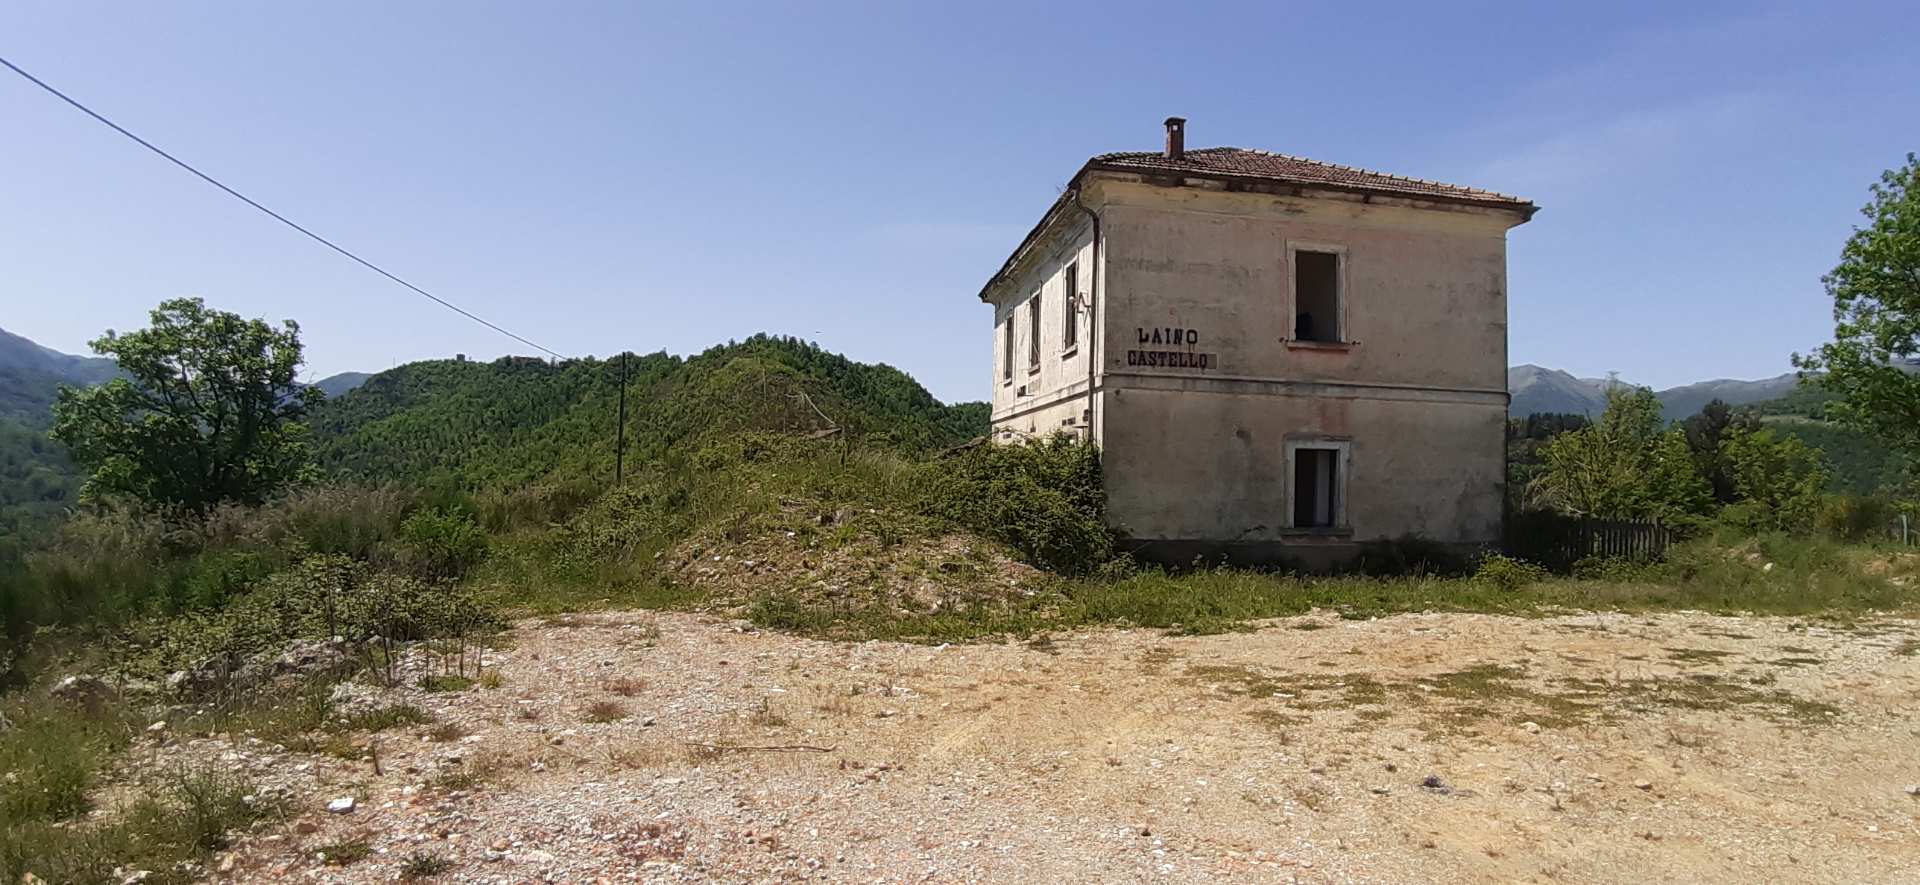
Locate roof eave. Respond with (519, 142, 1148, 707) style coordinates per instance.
(1085, 160, 1537, 218)
(976, 161, 1537, 303)
(975, 162, 1098, 304)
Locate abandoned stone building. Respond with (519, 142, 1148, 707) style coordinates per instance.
(979, 118, 1537, 565)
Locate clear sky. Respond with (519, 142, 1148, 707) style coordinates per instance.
(3, 1, 1916, 402)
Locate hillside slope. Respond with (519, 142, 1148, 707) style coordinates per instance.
(312, 335, 989, 488)
(1510, 364, 1802, 421)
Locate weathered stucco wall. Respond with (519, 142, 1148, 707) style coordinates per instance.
(984, 172, 1526, 564)
(1099, 385, 1505, 559)
(989, 222, 1097, 441)
(1087, 177, 1522, 560)
(1096, 180, 1513, 394)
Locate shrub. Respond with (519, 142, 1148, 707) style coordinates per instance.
(392, 507, 489, 580)
(111, 555, 499, 685)
(473, 479, 600, 532)
(915, 435, 1110, 575)
(1472, 554, 1549, 591)
(274, 485, 414, 559)
(1815, 494, 1896, 542)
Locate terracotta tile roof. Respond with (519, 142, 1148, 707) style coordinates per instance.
(1088, 147, 1533, 210)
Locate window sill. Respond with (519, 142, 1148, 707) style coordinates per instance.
(1060, 346, 1079, 359)
(1283, 339, 1355, 351)
(1027, 366, 1042, 377)
(1278, 526, 1353, 538)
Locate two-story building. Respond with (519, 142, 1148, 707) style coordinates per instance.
(979, 118, 1536, 566)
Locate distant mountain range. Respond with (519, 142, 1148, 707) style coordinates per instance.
(0, 325, 373, 408)
(0, 324, 1900, 426)
(1507, 365, 1803, 421)
(0, 327, 119, 385)
(314, 372, 372, 398)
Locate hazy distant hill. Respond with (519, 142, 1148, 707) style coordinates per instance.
(0, 327, 117, 387)
(313, 372, 372, 399)
(1507, 365, 1612, 417)
(0, 328, 103, 543)
(1509, 365, 1804, 421)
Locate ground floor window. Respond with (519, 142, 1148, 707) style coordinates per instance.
(1286, 440, 1349, 529)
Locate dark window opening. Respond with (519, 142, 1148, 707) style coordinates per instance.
(1028, 292, 1042, 372)
(1062, 263, 1079, 350)
(1002, 317, 1013, 381)
(1294, 250, 1341, 343)
(1293, 447, 1340, 528)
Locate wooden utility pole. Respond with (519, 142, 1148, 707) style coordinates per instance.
(615, 352, 629, 486)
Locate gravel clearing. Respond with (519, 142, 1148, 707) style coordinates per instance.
(116, 609, 1920, 883)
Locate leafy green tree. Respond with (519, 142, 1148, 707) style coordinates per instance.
(1534, 387, 1710, 521)
(1681, 399, 1762, 504)
(1796, 153, 1920, 458)
(51, 298, 318, 512)
(1721, 429, 1831, 531)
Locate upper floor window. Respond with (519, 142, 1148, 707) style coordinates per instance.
(1291, 247, 1343, 343)
(1028, 291, 1042, 373)
(1062, 263, 1079, 351)
(1001, 316, 1013, 382)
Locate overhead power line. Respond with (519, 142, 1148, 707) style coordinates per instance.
(0, 54, 566, 360)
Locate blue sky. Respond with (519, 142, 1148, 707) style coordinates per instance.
(2, 1, 1915, 402)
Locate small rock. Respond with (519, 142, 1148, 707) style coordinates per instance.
(1904, 784, 1920, 796)
(1420, 775, 1451, 794)
(1520, 721, 1542, 734)
(146, 721, 167, 734)
(1369, 786, 1391, 795)
(294, 820, 320, 834)
(641, 716, 656, 728)
(216, 855, 237, 873)
(1634, 780, 1654, 791)
(51, 675, 114, 709)
(327, 797, 356, 814)
(120, 871, 152, 884)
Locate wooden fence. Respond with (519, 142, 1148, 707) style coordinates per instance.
(1506, 512, 1675, 571)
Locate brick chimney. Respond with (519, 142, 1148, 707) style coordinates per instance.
(1164, 116, 1186, 161)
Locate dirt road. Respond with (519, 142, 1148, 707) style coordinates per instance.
(138, 609, 1920, 882)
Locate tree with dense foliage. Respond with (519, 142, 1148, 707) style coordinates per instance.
(1533, 387, 1710, 521)
(1721, 429, 1831, 531)
(1796, 153, 1920, 460)
(51, 298, 318, 513)
(1681, 399, 1762, 504)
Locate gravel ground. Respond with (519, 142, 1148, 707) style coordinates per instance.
(115, 609, 1920, 883)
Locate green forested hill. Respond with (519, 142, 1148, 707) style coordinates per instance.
(312, 335, 990, 488)
(1746, 388, 1908, 495)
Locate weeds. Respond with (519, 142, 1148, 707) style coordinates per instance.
(584, 699, 628, 723)
(400, 850, 453, 879)
(0, 763, 278, 885)
(316, 837, 373, 866)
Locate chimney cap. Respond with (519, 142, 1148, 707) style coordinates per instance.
(1164, 116, 1186, 127)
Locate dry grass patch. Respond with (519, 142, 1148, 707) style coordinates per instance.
(605, 676, 647, 697)
(317, 836, 373, 866)
(747, 697, 789, 728)
(584, 699, 628, 723)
